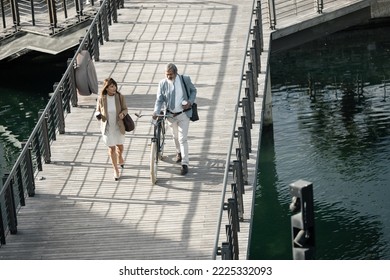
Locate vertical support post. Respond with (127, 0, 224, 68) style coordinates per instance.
(10, 0, 20, 31)
(268, 0, 277, 30)
(16, 165, 25, 206)
(111, 0, 118, 23)
(0, 203, 5, 244)
(255, 1, 264, 52)
(242, 97, 252, 130)
(317, 0, 324, 14)
(241, 115, 252, 152)
(55, 84, 65, 134)
(2, 174, 18, 234)
(289, 180, 315, 260)
(47, 0, 57, 33)
(236, 145, 248, 186)
(22, 142, 35, 197)
(30, 0, 35, 25)
(248, 64, 258, 99)
(1, 0, 6, 28)
(38, 110, 51, 164)
(227, 198, 239, 259)
(245, 87, 255, 124)
(230, 184, 241, 234)
(97, 14, 104, 45)
(34, 133, 43, 172)
(75, 0, 83, 18)
(231, 160, 244, 220)
(62, 0, 68, 18)
(250, 45, 258, 79)
(91, 23, 100, 61)
(236, 127, 249, 159)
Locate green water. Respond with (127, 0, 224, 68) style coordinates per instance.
(0, 49, 75, 181)
(250, 24, 390, 260)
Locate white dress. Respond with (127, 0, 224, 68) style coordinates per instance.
(102, 95, 125, 147)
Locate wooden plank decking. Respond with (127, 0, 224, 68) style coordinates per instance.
(0, 0, 371, 260)
(0, 0, 259, 260)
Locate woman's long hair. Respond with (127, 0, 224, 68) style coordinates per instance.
(100, 77, 119, 96)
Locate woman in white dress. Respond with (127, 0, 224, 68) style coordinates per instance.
(95, 78, 128, 180)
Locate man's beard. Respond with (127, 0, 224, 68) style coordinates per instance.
(167, 79, 174, 86)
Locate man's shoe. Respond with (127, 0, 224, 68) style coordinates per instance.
(180, 165, 188, 175)
(175, 153, 182, 163)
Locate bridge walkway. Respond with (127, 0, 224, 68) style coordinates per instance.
(0, 0, 259, 259)
(0, 0, 373, 260)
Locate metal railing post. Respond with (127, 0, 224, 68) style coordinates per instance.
(47, 0, 58, 33)
(91, 23, 100, 61)
(101, 5, 110, 41)
(30, 0, 35, 26)
(2, 174, 17, 234)
(111, 0, 118, 23)
(10, 0, 20, 31)
(22, 142, 35, 197)
(0, 205, 6, 244)
(38, 110, 51, 164)
(34, 133, 43, 172)
(54, 82, 66, 134)
(241, 97, 252, 130)
(231, 160, 245, 219)
(268, 0, 276, 29)
(1, 0, 6, 28)
(317, 0, 324, 14)
(16, 165, 25, 206)
(226, 198, 239, 259)
(63, 0, 68, 19)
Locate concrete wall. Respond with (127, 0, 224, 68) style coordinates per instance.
(371, 0, 390, 18)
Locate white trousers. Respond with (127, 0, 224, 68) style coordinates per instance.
(167, 112, 190, 166)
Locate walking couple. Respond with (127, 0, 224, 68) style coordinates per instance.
(95, 63, 197, 180)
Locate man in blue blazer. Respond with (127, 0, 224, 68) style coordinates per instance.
(153, 63, 197, 175)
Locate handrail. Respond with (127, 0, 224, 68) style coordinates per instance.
(212, 0, 259, 259)
(0, 0, 99, 37)
(0, 0, 122, 246)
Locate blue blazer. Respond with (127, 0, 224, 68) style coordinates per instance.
(154, 74, 197, 118)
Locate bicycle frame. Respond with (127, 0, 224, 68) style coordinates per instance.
(150, 112, 167, 184)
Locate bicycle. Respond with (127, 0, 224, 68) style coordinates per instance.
(150, 112, 168, 185)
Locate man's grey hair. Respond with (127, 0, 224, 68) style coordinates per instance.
(165, 63, 178, 74)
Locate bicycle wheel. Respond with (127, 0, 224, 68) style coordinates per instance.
(157, 119, 165, 160)
(150, 140, 158, 185)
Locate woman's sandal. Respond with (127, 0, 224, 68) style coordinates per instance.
(114, 169, 120, 181)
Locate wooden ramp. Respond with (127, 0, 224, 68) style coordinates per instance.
(0, 0, 258, 259)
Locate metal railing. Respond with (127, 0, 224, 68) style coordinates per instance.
(0, 0, 104, 38)
(268, 0, 334, 29)
(212, 0, 264, 260)
(0, 0, 123, 247)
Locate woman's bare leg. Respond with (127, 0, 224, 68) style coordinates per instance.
(116, 144, 124, 167)
(109, 146, 120, 180)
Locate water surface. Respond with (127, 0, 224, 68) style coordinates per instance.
(250, 24, 390, 260)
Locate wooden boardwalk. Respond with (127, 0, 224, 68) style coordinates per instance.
(0, 0, 259, 259)
(0, 0, 370, 260)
